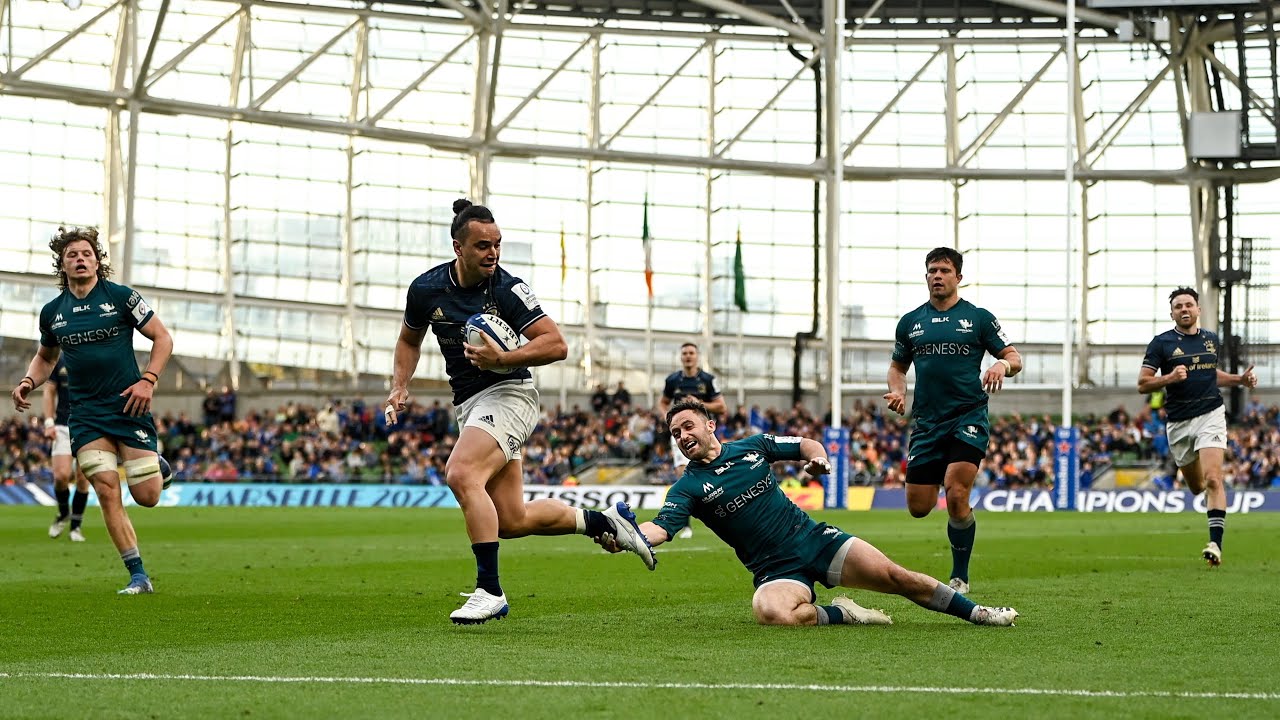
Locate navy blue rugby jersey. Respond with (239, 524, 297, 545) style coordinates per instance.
(51, 357, 71, 425)
(1142, 328, 1224, 422)
(662, 369, 721, 405)
(403, 261, 546, 405)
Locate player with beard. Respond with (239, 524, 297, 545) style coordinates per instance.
(1138, 287, 1257, 566)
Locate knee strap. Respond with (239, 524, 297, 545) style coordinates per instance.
(76, 449, 118, 479)
(122, 457, 162, 487)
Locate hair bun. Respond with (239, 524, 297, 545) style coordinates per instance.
(452, 198, 473, 215)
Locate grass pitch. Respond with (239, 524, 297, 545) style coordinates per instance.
(1, 505, 1278, 719)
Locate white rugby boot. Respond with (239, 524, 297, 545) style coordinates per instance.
(831, 596, 893, 625)
(450, 588, 510, 625)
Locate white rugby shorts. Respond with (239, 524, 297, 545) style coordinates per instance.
(455, 379, 539, 463)
(52, 425, 72, 457)
(1166, 405, 1227, 468)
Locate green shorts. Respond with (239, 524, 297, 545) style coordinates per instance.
(906, 405, 990, 472)
(751, 523, 856, 598)
(69, 407, 159, 456)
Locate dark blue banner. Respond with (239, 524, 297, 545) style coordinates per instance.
(822, 427, 849, 510)
(1052, 426, 1079, 511)
(867, 487, 1280, 513)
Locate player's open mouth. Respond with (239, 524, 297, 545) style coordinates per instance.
(1180, 314, 1191, 320)
(682, 438, 697, 452)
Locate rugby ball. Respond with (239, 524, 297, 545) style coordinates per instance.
(465, 313, 521, 374)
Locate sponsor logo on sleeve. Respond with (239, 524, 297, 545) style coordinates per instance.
(511, 282, 539, 311)
(131, 299, 152, 323)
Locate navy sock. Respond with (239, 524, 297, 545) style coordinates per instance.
(947, 512, 976, 582)
(816, 605, 846, 625)
(1208, 509, 1225, 548)
(70, 490, 89, 530)
(120, 547, 146, 578)
(55, 487, 70, 519)
(583, 510, 613, 538)
(472, 542, 502, 596)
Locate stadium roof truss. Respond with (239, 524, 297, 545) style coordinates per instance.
(1, 0, 1279, 410)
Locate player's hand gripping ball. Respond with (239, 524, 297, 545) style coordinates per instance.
(465, 313, 521, 374)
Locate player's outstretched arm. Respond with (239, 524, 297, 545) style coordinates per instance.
(640, 521, 670, 548)
(884, 360, 910, 415)
(596, 521, 669, 552)
(1217, 365, 1257, 389)
(795, 438, 833, 477)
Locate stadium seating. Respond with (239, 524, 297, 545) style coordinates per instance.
(2, 399, 1277, 489)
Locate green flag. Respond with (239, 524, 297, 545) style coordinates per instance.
(733, 226, 747, 312)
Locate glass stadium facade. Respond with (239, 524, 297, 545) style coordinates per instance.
(2, 0, 1277, 411)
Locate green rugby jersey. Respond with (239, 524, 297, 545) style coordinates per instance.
(891, 298, 1010, 424)
(654, 434, 817, 576)
(38, 280, 155, 415)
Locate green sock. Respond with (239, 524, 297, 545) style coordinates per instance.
(121, 547, 146, 578)
(947, 512, 976, 582)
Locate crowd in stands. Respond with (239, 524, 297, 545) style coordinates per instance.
(3, 386, 1279, 491)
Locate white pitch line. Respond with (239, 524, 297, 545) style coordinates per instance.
(0, 672, 1276, 701)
